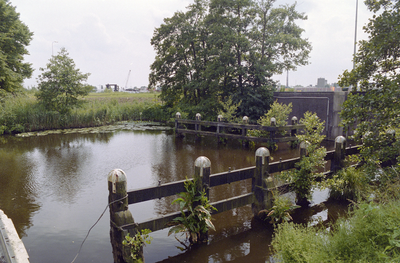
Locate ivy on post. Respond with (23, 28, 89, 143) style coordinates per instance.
(253, 147, 270, 217)
(108, 169, 139, 263)
(331, 136, 346, 173)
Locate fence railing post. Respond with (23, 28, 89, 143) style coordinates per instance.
(253, 147, 270, 217)
(331, 136, 346, 173)
(195, 113, 202, 132)
(108, 169, 138, 263)
(194, 156, 211, 242)
(270, 117, 276, 144)
(291, 116, 298, 137)
(242, 116, 249, 147)
(175, 112, 181, 138)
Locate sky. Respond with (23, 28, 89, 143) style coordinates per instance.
(10, 0, 373, 89)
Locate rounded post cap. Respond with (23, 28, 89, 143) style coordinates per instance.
(243, 116, 249, 121)
(335, 135, 346, 144)
(270, 117, 276, 122)
(107, 169, 127, 182)
(195, 156, 211, 169)
(386, 129, 395, 135)
(176, 112, 181, 118)
(218, 114, 223, 121)
(196, 113, 201, 117)
(291, 116, 298, 122)
(300, 140, 310, 149)
(255, 147, 270, 158)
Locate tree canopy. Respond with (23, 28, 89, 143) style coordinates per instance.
(150, 0, 311, 120)
(36, 48, 91, 115)
(339, 0, 400, 170)
(0, 0, 33, 96)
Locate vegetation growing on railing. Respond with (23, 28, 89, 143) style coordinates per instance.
(248, 101, 293, 139)
(324, 165, 370, 202)
(258, 191, 300, 225)
(279, 112, 326, 205)
(217, 96, 242, 123)
(123, 229, 153, 261)
(168, 177, 216, 248)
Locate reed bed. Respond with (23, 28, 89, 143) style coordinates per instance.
(0, 92, 169, 135)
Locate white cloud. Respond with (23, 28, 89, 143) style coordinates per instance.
(11, 0, 373, 88)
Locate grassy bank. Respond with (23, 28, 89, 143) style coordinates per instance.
(0, 91, 170, 135)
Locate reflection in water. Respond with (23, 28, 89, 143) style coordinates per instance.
(0, 128, 345, 263)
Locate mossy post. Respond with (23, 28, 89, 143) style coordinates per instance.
(194, 156, 211, 242)
(331, 136, 346, 173)
(253, 147, 270, 217)
(108, 169, 140, 263)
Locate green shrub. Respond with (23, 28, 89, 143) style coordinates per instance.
(168, 177, 216, 247)
(325, 166, 370, 202)
(279, 112, 326, 205)
(272, 200, 400, 262)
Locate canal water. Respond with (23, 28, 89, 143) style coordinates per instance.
(0, 123, 345, 263)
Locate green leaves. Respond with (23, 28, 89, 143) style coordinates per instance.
(150, 0, 310, 120)
(36, 48, 91, 115)
(279, 112, 326, 204)
(0, 0, 33, 95)
(168, 177, 216, 246)
(339, 0, 400, 175)
(123, 229, 153, 260)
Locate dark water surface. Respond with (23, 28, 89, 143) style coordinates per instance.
(0, 125, 344, 263)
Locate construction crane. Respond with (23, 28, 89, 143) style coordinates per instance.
(125, 70, 131, 89)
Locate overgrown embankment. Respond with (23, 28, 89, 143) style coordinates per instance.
(0, 92, 170, 135)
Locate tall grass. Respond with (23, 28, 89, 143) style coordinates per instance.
(0, 94, 169, 134)
(272, 200, 400, 262)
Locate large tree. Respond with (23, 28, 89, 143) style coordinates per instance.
(339, 0, 400, 171)
(36, 48, 91, 115)
(149, 0, 311, 120)
(0, 0, 33, 96)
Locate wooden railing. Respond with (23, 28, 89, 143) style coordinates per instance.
(107, 136, 360, 262)
(174, 113, 306, 144)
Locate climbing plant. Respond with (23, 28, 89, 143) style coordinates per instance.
(279, 112, 326, 205)
(122, 229, 153, 261)
(168, 177, 216, 248)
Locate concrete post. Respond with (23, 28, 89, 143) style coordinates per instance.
(291, 116, 298, 137)
(270, 117, 276, 126)
(331, 136, 346, 173)
(108, 169, 139, 263)
(217, 115, 225, 144)
(270, 117, 276, 143)
(253, 147, 270, 217)
(175, 112, 181, 138)
(194, 156, 211, 242)
(299, 141, 309, 158)
(195, 113, 202, 132)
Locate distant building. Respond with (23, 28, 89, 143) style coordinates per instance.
(317, 78, 327, 88)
